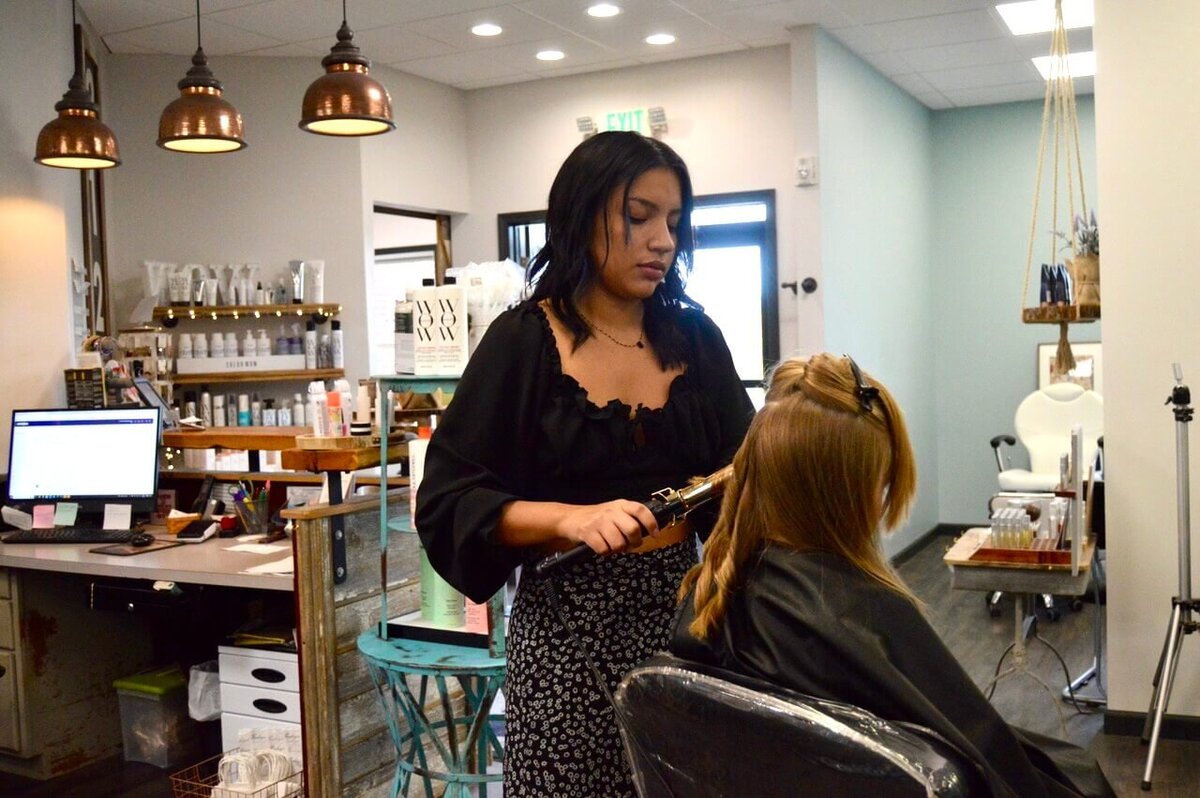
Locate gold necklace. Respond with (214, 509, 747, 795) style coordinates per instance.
(578, 310, 644, 349)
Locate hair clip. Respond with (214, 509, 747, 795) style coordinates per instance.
(846, 356, 879, 414)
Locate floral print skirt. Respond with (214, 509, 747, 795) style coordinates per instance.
(504, 540, 697, 797)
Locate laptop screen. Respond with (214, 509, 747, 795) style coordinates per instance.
(7, 407, 161, 513)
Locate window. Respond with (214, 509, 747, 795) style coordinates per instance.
(496, 189, 778, 403)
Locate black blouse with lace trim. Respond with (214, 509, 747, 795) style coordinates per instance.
(414, 300, 755, 602)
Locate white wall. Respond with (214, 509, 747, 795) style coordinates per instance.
(457, 46, 798, 348)
(1095, 0, 1200, 716)
(788, 26, 825, 357)
(0, 0, 93, 459)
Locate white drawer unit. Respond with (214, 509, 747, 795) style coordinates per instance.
(218, 646, 300, 693)
(219, 682, 301, 724)
(217, 646, 301, 751)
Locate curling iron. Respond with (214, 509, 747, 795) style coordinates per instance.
(533, 464, 734, 576)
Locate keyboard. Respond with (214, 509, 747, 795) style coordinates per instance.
(1, 528, 138, 544)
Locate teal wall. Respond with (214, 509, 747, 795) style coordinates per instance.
(931, 97, 1099, 524)
(816, 32, 937, 555)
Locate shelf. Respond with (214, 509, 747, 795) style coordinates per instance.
(165, 426, 309, 451)
(153, 303, 342, 322)
(172, 368, 344, 385)
(281, 440, 409, 473)
(1022, 304, 1100, 324)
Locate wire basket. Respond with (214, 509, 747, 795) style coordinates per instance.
(170, 751, 303, 798)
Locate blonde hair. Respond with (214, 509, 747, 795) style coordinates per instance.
(679, 353, 919, 640)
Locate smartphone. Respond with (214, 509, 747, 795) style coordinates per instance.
(177, 519, 218, 543)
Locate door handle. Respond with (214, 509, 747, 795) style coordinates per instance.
(781, 278, 818, 295)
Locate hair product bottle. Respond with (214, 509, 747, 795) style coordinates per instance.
(410, 430, 464, 626)
(304, 321, 318, 369)
(331, 319, 344, 369)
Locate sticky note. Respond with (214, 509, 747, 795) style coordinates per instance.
(54, 502, 79, 526)
(32, 504, 55, 529)
(103, 503, 133, 530)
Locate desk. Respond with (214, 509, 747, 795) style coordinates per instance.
(944, 529, 1102, 722)
(0, 534, 293, 591)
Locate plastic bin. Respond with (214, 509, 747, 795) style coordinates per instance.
(113, 666, 201, 768)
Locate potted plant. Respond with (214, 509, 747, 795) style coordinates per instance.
(1064, 211, 1100, 305)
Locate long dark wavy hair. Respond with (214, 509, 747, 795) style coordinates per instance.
(528, 131, 698, 369)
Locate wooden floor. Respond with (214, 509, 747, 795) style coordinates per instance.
(2, 532, 1197, 797)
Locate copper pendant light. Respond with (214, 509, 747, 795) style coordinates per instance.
(35, 1, 120, 169)
(157, 0, 246, 153)
(300, 0, 394, 137)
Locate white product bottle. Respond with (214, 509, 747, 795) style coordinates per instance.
(434, 277, 469, 375)
(224, 332, 238, 359)
(292, 393, 305, 427)
(177, 332, 192, 359)
(210, 331, 225, 359)
(242, 330, 256, 358)
(330, 320, 344, 369)
(308, 381, 329, 436)
(212, 395, 226, 427)
(411, 278, 438, 375)
(263, 399, 277, 427)
(394, 292, 415, 374)
(304, 321, 318, 369)
(251, 393, 262, 426)
(256, 329, 271, 357)
(277, 402, 291, 427)
(192, 332, 208, 359)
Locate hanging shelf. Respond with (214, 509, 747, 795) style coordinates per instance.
(1019, 0, 1100, 369)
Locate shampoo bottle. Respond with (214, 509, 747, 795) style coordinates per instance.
(434, 276, 470, 375)
(213, 395, 226, 427)
(199, 386, 213, 427)
(250, 393, 262, 426)
(304, 321, 318, 369)
(412, 278, 438, 375)
(331, 320, 344, 369)
(394, 292, 415, 374)
(292, 393, 305, 427)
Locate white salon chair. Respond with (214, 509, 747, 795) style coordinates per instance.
(988, 382, 1103, 619)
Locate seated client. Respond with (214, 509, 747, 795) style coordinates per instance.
(671, 353, 1114, 798)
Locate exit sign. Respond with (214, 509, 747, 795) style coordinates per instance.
(602, 108, 648, 134)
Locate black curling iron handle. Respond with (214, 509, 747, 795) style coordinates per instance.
(532, 495, 681, 577)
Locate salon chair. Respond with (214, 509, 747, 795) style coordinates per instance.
(988, 382, 1104, 618)
(615, 654, 982, 798)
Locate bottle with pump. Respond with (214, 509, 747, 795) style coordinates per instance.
(256, 329, 271, 358)
(193, 331, 208, 359)
(224, 332, 238, 359)
(262, 398, 276, 426)
(331, 319, 344, 369)
(304, 321, 318, 369)
(211, 331, 225, 359)
(292, 393, 305, 427)
(242, 330, 256, 358)
(275, 324, 288, 358)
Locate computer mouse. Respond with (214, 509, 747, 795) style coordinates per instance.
(130, 532, 155, 547)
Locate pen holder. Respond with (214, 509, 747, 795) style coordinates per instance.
(232, 498, 267, 537)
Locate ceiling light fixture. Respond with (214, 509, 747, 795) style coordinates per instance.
(587, 3, 622, 18)
(300, 0, 394, 137)
(157, 0, 246, 153)
(35, 0, 120, 169)
(645, 33, 676, 46)
(536, 49, 565, 61)
(1032, 49, 1096, 79)
(471, 23, 503, 37)
(995, 0, 1093, 36)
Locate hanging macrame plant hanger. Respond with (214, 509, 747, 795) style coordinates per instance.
(1020, 0, 1100, 374)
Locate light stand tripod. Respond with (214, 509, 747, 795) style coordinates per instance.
(1141, 363, 1200, 790)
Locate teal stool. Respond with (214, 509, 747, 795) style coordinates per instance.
(358, 632, 505, 798)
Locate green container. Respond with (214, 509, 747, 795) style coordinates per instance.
(420, 547, 464, 627)
(112, 665, 186, 696)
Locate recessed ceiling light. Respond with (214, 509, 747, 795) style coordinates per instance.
(1032, 50, 1096, 79)
(536, 49, 565, 61)
(996, 0, 1094, 36)
(588, 3, 621, 17)
(645, 33, 676, 46)
(471, 23, 503, 37)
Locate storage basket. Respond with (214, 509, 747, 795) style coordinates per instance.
(169, 751, 303, 798)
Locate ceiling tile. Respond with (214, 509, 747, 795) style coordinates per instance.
(912, 91, 953, 110)
(939, 82, 1048, 106)
(889, 72, 937, 96)
(823, 25, 890, 56)
(104, 16, 284, 55)
(405, 6, 570, 50)
(346, 26, 460, 63)
(863, 10, 1009, 51)
(700, 1, 849, 45)
(859, 50, 917, 76)
(831, 0, 995, 27)
(537, 57, 643, 79)
(241, 42, 327, 56)
(458, 73, 541, 91)
(147, 0, 273, 14)
(1011, 27, 1093, 58)
(923, 59, 1041, 91)
(897, 37, 1024, 72)
(667, 0, 784, 13)
(390, 48, 530, 87)
(79, 0, 189, 36)
(636, 41, 746, 64)
(208, 0, 349, 42)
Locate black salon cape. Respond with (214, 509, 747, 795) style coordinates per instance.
(671, 548, 1115, 798)
(415, 301, 755, 603)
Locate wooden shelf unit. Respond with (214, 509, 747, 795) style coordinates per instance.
(1022, 304, 1101, 324)
(153, 303, 342, 322)
(172, 368, 344, 385)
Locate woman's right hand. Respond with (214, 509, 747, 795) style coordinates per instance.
(557, 500, 661, 556)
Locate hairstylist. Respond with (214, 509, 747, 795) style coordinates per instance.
(415, 130, 754, 797)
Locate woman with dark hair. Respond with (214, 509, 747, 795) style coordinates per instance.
(673, 353, 1114, 798)
(416, 131, 754, 796)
